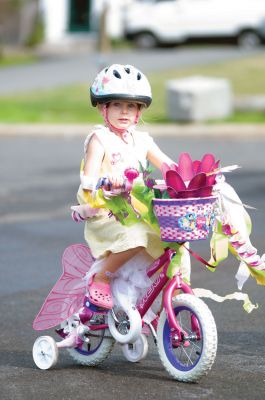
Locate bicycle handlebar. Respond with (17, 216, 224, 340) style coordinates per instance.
(96, 177, 133, 194)
(96, 168, 140, 194)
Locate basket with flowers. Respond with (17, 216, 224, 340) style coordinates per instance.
(152, 153, 219, 242)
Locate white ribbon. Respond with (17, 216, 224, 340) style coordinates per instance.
(193, 288, 258, 313)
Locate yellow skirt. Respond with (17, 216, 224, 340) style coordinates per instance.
(77, 185, 163, 259)
(76, 187, 190, 282)
(83, 210, 163, 260)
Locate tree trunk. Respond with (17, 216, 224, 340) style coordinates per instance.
(98, 2, 111, 54)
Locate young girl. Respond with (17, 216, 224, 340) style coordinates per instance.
(77, 64, 185, 310)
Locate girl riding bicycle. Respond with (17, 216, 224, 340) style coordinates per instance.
(76, 64, 190, 310)
(32, 64, 265, 378)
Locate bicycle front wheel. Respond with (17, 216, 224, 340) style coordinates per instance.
(157, 294, 217, 382)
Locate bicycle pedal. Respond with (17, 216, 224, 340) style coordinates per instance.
(83, 297, 108, 313)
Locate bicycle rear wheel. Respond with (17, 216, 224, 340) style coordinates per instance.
(157, 294, 217, 382)
(67, 328, 114, 366)
(61, 317, 115, 366)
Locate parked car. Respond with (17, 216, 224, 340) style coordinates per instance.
(123, 0, 265, 48)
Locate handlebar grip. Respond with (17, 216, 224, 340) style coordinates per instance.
(96, 177, 112, 191)
(96, 177, 132, 193)
(96, 168, 139, 192)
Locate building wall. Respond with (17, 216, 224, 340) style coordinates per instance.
(40, 0, 133, 44)
(40, 0, 69, 43)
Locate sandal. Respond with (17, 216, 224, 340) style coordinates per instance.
(88, 278, 113, 310)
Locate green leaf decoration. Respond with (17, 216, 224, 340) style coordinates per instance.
(167, 250, 182, 278)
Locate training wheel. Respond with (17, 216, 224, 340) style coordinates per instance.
(108, 306, 142, 344)
(32, 336, 58, 370)
(121, 333, 149, 362)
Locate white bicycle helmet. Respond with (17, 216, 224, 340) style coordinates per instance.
(90, 64, 152, 107)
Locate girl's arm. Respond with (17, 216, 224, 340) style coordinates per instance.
(83, 134, 105, 190)
(83, 134, 124, 190)
(147, 141, 175, 170)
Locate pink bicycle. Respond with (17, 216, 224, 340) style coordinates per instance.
(32, 172, 218, 382)
(32, 243, 217, 382)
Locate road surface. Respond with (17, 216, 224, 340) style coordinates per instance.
(0, 133, 265, 399)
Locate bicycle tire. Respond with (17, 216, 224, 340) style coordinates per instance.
(108, 306, 142, 344)
(121, 333, 149, 362)
(66, 328, 115, 366)
(157, 294, 217, 382)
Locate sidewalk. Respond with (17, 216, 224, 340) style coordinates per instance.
(0, 123, 264, 138)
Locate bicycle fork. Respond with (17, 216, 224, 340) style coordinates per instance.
(163, 272, 201, 343)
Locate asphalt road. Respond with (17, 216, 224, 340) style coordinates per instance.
(1, 133, 265, 399)
(0, 46, 263, 95)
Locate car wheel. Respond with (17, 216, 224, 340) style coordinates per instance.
(238, 31, 261, 48)
(134, 32, 158, 49)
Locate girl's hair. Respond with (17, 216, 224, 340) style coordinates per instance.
(90, 64, 152, 108)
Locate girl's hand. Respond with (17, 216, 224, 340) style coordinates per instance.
(107, 173, 125, 189)
(100, 174, 125, 199)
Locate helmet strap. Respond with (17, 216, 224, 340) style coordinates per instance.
(134, 108, 140, 125)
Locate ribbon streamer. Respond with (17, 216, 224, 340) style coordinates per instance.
(193, 288, 258, 313)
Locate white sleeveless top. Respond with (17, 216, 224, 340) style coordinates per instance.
(83, 125, 155, 179)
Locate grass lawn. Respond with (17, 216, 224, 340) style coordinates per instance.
(0, 53, 265, 123)
(0, 53, 37, 68)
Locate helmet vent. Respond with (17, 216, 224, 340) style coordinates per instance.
(113, 70, 121, 79)
(137, 72, 142, 80)
(124, 67, 131, 74)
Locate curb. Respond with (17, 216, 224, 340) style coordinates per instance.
(0, 123, 264, 138)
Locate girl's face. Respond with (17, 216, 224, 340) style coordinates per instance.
(107, 101, 141, 130)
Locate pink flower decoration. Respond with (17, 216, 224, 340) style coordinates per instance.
(124, 168, 139, 182)
(102, 76, 110, 87)
(158, 153, 220, 199)
(222, 224, 236, 236)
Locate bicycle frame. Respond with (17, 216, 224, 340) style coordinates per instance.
(136, 247, 200, 340)
(45, 244, 201, 346)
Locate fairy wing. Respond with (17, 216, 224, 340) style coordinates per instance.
(33, 244, 94, 331)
